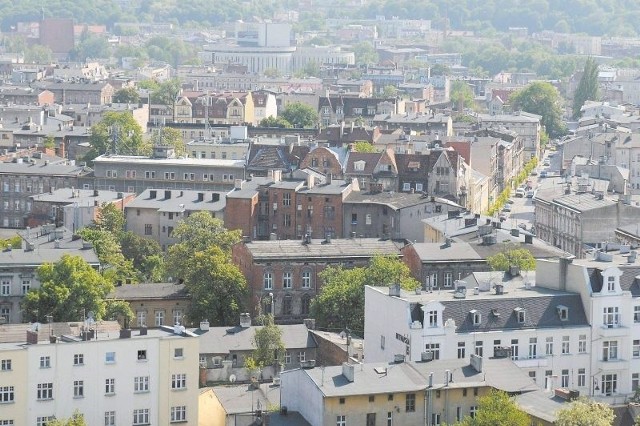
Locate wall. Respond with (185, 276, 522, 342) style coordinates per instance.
(280, 369, 324, 426)
(198, 388, 225, 426)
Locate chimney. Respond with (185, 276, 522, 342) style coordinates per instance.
(558, 256, 573, 291)
(149, 190, 157, 199)
(212, 193, 220, 202)
(26, 330, 39, 344)
(165, 190, 171, 199)
(200, 320, 210, 331)
(303, 318, 316, 330)
(197, 192, 204, 202)
(234, 179, 243, 190)
(342, 363, 355, 382)
(239, 313, 251, 328)
(307, 174, 315, 189)
(93, 189, 99, 197)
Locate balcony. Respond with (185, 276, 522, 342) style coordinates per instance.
(599, 323, 627, 337)
(514, 357, 549, 368)
(598, 358, 628, 372)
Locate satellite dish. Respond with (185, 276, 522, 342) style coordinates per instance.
(229, 374, 237, 383)
(32, 322, 41, 332)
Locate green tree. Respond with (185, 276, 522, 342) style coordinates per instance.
(250, 315, 285, 367)
(0, 235, 21, 250)
(352, 141, 377, 153)
(572, 57, 599, 119)
(72, 33, 111, 61)
(150, 78, 182, 116)
(22, 255, 114, 322)
(84, 111, 147, 163)
(280, 102, 319, 128)
(76, 228, 137, 285)
(25, 44, 53, 63)
(150, 127, 186, 156)
(555, 397, 614, 426)
(311, 255, 419, 332)
(120, 232, 165, 282)
(182, 246, 247, 325)
(381, 85, 399, 98)
(104, 299, 135, 324)
(353, 41, 379, 66)
(94, 203, 125, 237)
(43, 135, 56, 150)
(295, 61, 321, 78)
(456, 390, 530, 426)
(450, 80, 475, 111)
(487, 248, 536, 271)
(47, 410, 87, 426)
(259, 116, 292, 128)
(510, 81, 567, 138)
(166, 212, 242, 281)
(113, 87, 140, 104)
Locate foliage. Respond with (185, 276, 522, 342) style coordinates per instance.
(104, 299, 135, 324)
(572, 57, 599, 119)
(22, 255, 114, 322)
(251, 315, 285, 367)
(150, 78, 182, 107)
(113, 87, 140, 104)
(47, 411, 87, 426)
(145, 37, 198, 68)
(311, 255, 418, 332)
(95, 203, 125, 237)
(76, 227, 137, 285)
(43, 135, 56, 149)
(263, 68, 282, 78)
(120, 232, 165, 282)
(455, 390, 530, 426)
(280, 102, 319, 128)
(150, 127, 186, 156)
(84, 111, 147, 163)
(353, 41, 379, 66)
(486, 157, 538, 216)
(0, 235, 21, 250)
(259, 116, 292, 128)
(352, 141, 377, 153)
(555, 397, 614, 426)
(181, 246, 247, 325)
(294, 61, 321, 78)
(25, 44, 53, 63)
(72, 33, 110, 61)
(381, 85, 399, 98)
(487, 248, 536, 272)
(450, 80, 475, 111)
(510, 81, 567, 138)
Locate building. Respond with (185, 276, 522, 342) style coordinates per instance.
(469, 112, 542, 160)
(318, 96, 399, 127)
(281, 356, 539, 426)
(110, 282, 190, 328)
(0, 87, 54, 106)
(33, 81, 114, 105)
(0, 321, 199, 425)
(231, 238, 402, 323)
(39, 18, 74, 59)
(344, 149, 398, 192)
(124, 188, 227, 250)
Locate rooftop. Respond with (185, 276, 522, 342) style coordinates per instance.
(126, 188, 227, 212)
(30, 188, 132, 205)
(110, 282, 189, 301)
(241, 238, 402, 260)
(93, 154, 245, 167)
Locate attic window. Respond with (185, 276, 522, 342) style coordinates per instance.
(514, 307, 526, 323)
(470, 310, 481, 326)
(557, 305, 569, 321)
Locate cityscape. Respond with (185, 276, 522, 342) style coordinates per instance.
(0, 1, 640, 425)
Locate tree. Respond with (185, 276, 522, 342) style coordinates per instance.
(47, 411, 87, 426)
(510, 81, 567, 138)
(76, 227, 137, 285)
(43, 135, 56, 150)
(381, 85, 399, 98)
(94, 203, 125, 237)
(280, 102, 318, 128)
(150, 78, 182, 114)
(572, 57, 599, 119)
(353, 41, 379, 66)
(22, 255, 114, 322)
(113, 87, 140, 104)
(84, 111, 147, 163)
(182, 246, 248, 325)
(149, 127, 186, 156)
(104, 299, 135, 325)
(486, 247, 536, 271)
(120, 232, 165, 282)
(555, 397, 614, 426)
(450, 80, 475, 111)
(352, 141, 377, 153)
(311, 255, 419, 332)
(259, 116, 292, 128)
(25, 44, 53, 63)
(250, 315, 285, 367)
(72, 33, 111, 61)
(456, 390, 530, 426)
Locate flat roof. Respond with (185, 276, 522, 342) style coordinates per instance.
(242, 238, 402, 260)
(93, 155, 245, 167)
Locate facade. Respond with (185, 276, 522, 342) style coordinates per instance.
(318, 96, 399, 127)
(344, 150, 398, 192)
(110, 283, 190, 328)
(0, 87, 54, 106)
(0, 322, 199, 425)
(231, 238, 402, 323)
(471, 112, 542, 160)
(124, 189, 227, 250)
(33, 81, 114, 105)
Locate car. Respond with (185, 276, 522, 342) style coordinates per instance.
(515, 188, 525, 197)
(526, 190, 535, 198)
(530, 170, 538, 176)
(502, 204, 512, 212)
(540, 171, 548, 178)
(499, 213, 507, 222)
(543, 159, 550, 166)
(506, 198, 515, 204)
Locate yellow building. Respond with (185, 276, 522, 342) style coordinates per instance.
(0, 346, 27, 425)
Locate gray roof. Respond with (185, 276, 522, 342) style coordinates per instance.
(197, 324, 317, 354)
(0, 321, 121, 344)
(93, 155, 245, 168)
(298, 180, 351, 196)
(344, 191, 462, 210)
(0, 246, 99, 267)
(514, 389, 570, 423)
(207, 383, 282, 416)
(110, 283, 189, 300)
(30, 188, 132, 205)
(126, 188, 227, 212)
(410, 242, 483, 262)
(0, 160, 90, 176)
(225, 177, 272, 199)
(241, 238, 402, 261)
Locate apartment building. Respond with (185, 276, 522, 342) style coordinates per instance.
(110, 283, 190, 328)
(471, 112, 542, 160)
(33, 81, 114, 105)
(0, 322, 199, 425)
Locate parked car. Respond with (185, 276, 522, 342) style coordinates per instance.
(515, 188, 525, 197)
(499, 213, 507, 222)
(502, 204, 512, 212)
(543, 159, 550, 166)
(526, 190, 535, 198)
(540, 171, 548, 178)
(530, 170, 538, 176)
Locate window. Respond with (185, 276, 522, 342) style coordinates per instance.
(511, 339, 519, 360)
(284, 352, 291, 364)
(635, 340, 640, 358)
(470, 310, 481, 325)
(635, 306, 640, 323)
(336, 415, 346, 426)
(545, 370, 553, 389)
(578, 369, 586, 387)
(137, 311, 146, 327)
(155, 311, 165, 326)
(515, 307, 526, 323)
(105, 352, 115, 363)
(134, 376, 149, 392)
(174, 348, 184, 358)
(578, 335, 587, 353)
(298, 351, 306, 362)
(302, 270, 312, 288)
(529, 371, 537, 383)
(425, 343, 440, 360)
(369, 395, 375, 402)
(283, 192, 291, 206)
(387, 411, 393, 426)
(144, 171, 156, 179)
(73, 354, 84, 366)
(405, 393, 416, 412)
(457, 342, 466, 359)
(561, 336, 570, 354)
(283, 271, 292, 289)
(133, 409, 150, 425)
(0, 386, 14, 403)
(37, 383, 53, 400)
(444, 272, 453, 287)
(633, 373, 640, 391)
(301, 295, 311, 315)
(603, 306, 620, 327)
(171, 406, 186, 422)
(40, 356, 50, 368)
(104, 411, 115, 426)
(603, 341, 618, 361)
(470, 406, 478, 418)
(73, 380, 84, 398)
(105, 378, 115, 395)
(20, 279, 30, 294)
(475, 341, 483, 357)
(427, 310, 438, 327)
(144, 224, 153, 235)
(263, 272, 273, 290)
(403, 182, 411, 191)
(1, 359, 11, 371)
(138, 350, 147, 360)
(365, 214, 372, 225)
(528, 337, 537, 359)
(37, 417, 55, 426)
(545, 337, 553, 356)
(171, 373, 186, 389)
(0, 278, 10, 296)
(173, 310, 183, 326)
(607, 276, 615, 291)
(561, 370, 569, 387)
(601, 374, 617, 396)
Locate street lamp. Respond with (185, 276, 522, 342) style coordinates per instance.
(268, 292, 274, 316)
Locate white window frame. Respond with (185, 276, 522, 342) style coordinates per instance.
(170, 406, 187, 422)
(134, 376, 149, 393)
(171, 373, 186, 390)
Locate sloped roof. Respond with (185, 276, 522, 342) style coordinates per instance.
(197, 323, 317, 354)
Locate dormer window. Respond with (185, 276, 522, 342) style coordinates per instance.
(557, 305, 569, 321)
(607, 276, 615, 292)
(354, 160, 366, 171)
(427, 310, 438, 327)
(470, 310, 481, 326)
(514, 307, 526, 324)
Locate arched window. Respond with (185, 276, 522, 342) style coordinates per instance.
(283, 294, 293, 316)
(301, 294, 311, 316)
